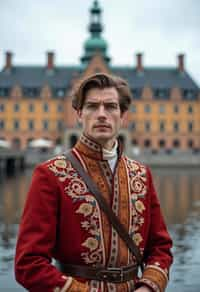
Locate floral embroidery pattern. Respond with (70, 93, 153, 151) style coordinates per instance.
(76, 203, 93, 217)
(124, 157, 147, 253)
(48, 156, 104, 265)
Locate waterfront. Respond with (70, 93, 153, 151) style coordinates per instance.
(0, 167, 200, 291)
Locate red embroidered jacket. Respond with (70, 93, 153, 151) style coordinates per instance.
(15, 135, 173, 292)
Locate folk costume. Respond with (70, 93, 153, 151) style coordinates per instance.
(15, 135, 173, 292)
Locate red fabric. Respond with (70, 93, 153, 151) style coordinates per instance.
(15, 152, 173, 291)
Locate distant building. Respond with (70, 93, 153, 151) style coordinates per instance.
(0, 0, 199, 152)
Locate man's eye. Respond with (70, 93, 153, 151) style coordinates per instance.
(105, 103, 119, 110)
(86, 104, 98, 109)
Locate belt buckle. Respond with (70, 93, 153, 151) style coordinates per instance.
(99, 267, 124, 283)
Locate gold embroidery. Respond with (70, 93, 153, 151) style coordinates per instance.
(135, 200, 145, 213)
(82, 237, 99, 251)
(133, 233, 143, 246)
(76, 203, 93, 217)
(54, 159, 67, 169)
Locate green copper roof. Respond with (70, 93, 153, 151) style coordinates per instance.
(81, 0, 110, 65)
(84, 36, 107, 51)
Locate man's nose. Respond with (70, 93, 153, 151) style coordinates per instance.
(96, 105, 107, 118)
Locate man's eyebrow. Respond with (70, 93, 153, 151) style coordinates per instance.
(85, 100, 119, 104)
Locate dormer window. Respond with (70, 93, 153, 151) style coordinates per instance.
(23, 88, 39, 97)
(54, 88, 66, 98)
(182, 89, 197, 100)
(154, 88, 169, 100)
(0, 88, 10, 97)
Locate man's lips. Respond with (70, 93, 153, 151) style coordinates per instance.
(94, 125, 111, 129)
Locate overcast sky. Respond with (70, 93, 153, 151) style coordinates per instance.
(0, 0, 199, 86)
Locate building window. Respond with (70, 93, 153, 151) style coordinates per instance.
(23, 87, 39, 97)
(145, 121, 151, 132)
(188, 121, 193, 132)
(160, 121, 165, 132)
(43, 103, 49, 112)
(57, 120, 63, 131)
(144, 139, 151, 147)
(29, 103, 35, 112)
(57, 103, 63, 113)
(173, 139, 180, 148)
(14, 103, 20, 112)
(132, 139, 138, 146)
(173, 104, 179, 113)
(159, 139, 166, 148)
(43, 120, 49, 130)
(14, 120, 20, 130)
(132, 88, 141, 99)
(159, 104, 165, 114)
(183, 89, 197, 100)
(28, 120, 34, 130)
(173, 121, 179, 132)
(0, 104, 5, 112)
(154, 88, 169, 100)
(0, 88, 10, 97)
(188, 139, 193, 149)
(144, 104, 151, 113)
(129, 122, 136, 131)
(54, 88, 66, 98)
(0, 120, 5, 129)
(130, 104, 136, 113)
(188, 104, 193, 114)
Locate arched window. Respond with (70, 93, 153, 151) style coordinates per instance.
(144, 139, 151, 147)
(159, 139, 166, 148)
(173, 139, 180, 148)
(131, 139, 138, 146)
(188, 139, 193, 149)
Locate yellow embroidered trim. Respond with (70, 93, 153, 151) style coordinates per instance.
(142, 266, 168, 292)
(146, 264, 169, 282)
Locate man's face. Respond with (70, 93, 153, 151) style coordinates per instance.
(78, 87, 125, 149)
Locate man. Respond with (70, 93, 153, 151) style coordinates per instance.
(15, 73, 173, 292)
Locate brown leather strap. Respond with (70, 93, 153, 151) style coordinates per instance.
(64, 151, 144, 272)
(60, 263, 138, 283)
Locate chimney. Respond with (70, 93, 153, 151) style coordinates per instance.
(47, 51, 54, 70)
(136, 53, 143, 72)
(177, 54, 185, 72)
(5, 51, 13, 70)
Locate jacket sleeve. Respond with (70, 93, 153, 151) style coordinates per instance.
(135, 167, 173, 292)
(15, 164, 88, 292)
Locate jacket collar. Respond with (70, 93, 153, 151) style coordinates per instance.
(74, 134, 123, 161)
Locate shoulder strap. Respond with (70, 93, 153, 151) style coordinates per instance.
(65, 151, 144, 271)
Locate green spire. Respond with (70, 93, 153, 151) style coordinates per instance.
(81, 0, 110, 65)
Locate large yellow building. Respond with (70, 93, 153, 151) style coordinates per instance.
(0, 0, 199, 152)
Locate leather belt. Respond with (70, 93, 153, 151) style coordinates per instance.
(60, 263, 138, 283)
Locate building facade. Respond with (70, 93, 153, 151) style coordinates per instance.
(0, 0, 199, 152)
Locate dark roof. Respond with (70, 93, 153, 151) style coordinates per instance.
(0, 66, 82, 88)
(0, 65, 199, 91)
(112, 67, 199, 90)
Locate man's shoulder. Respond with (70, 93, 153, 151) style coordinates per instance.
(37, 154, 70, 177)
(40, 154, 67, 168)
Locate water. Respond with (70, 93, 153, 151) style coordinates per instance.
(0, 167, 200, 291)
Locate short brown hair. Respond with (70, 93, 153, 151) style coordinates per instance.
(72, 73, 132, 113)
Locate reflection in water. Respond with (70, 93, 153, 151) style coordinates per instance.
(0, 167, 200, 290)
